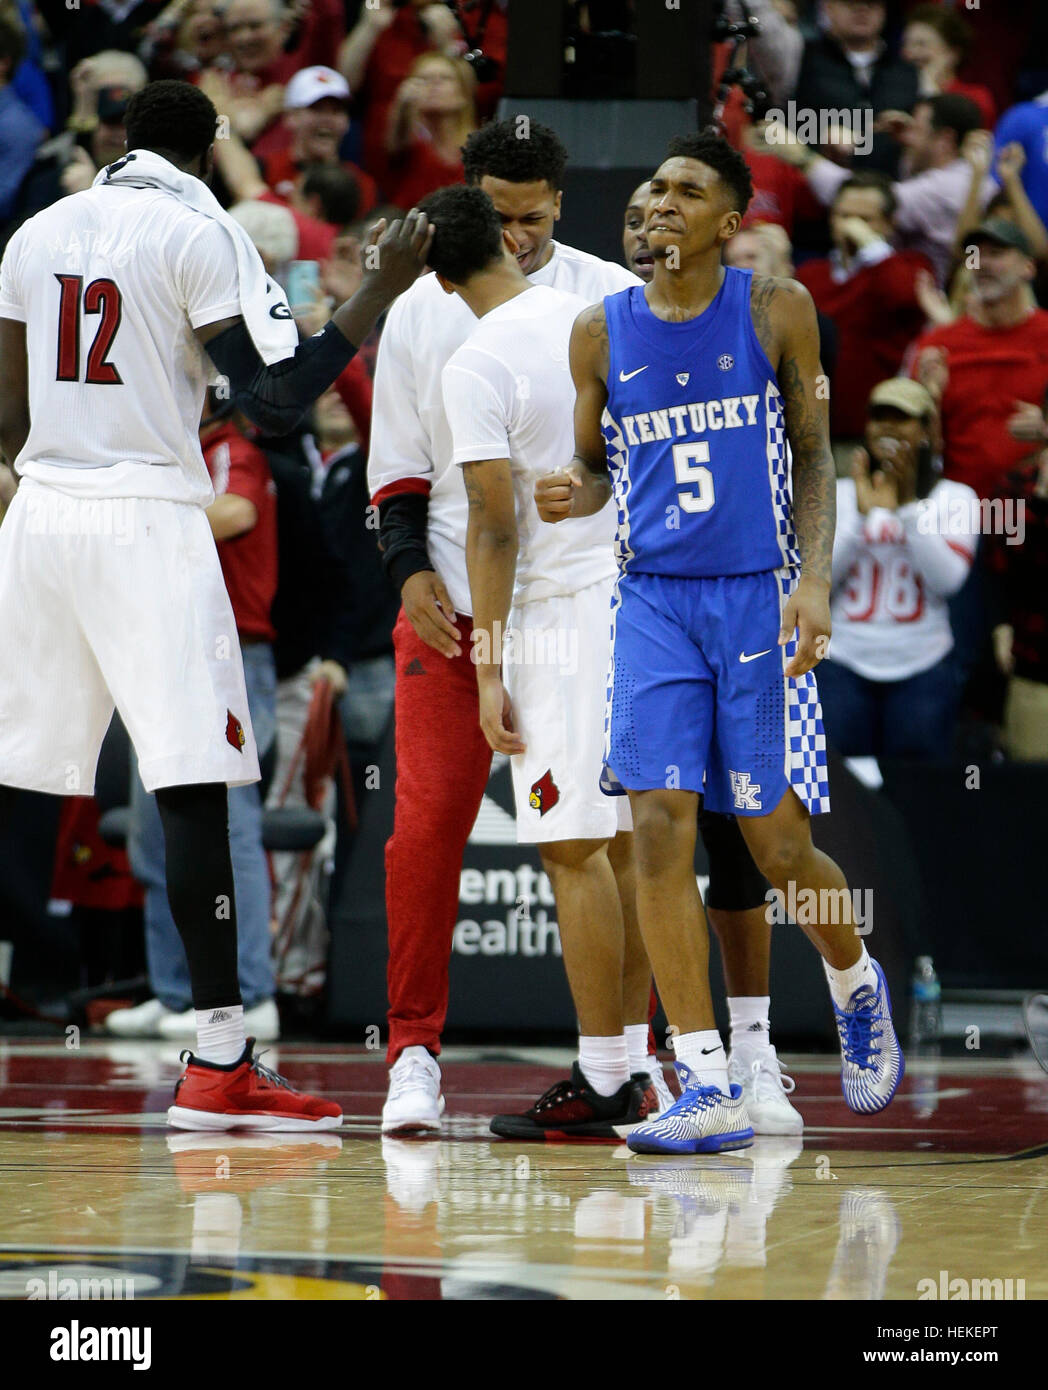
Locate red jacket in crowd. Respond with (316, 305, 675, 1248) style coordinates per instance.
(797, 247, 934, 437)
(202, 420, 279, 642)
(908, 310, 1048, 499)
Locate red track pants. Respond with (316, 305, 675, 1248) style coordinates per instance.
(385, 608, 493, 1063)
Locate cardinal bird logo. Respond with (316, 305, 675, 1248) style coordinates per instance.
(529, 769, 560, 816)
(225, 709, 246, 752)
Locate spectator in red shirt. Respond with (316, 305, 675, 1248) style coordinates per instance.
(986, 398, 1048, 761)
(202, 405, 279, 644)
(901, 4, 995, 130)
(195, 0, 345, 145)
(379, 52, 477, 210)
(345, 0, 504, 172)
(741, 132, 825, 238)
(223, 0, 344, 88)
(253, 65, 377, 215)
(771, 92, 987, 285)
(796, 172, 933, 441)
(910, 219, 1048, 500)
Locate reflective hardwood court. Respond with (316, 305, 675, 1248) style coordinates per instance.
(1, 1041, 1046, 1301)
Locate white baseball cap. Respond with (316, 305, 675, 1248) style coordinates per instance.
(284, 66, 350, 111)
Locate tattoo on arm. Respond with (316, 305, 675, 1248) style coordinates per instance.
(779, 348, 835, 586)
(749, 274, 781, 367)
(463, 462, 486, 513)
(580, 302, 609, 382)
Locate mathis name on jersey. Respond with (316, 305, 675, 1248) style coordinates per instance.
(618, 393, 761, 447)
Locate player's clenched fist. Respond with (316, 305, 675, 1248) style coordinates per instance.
(534, 466, 582, 523)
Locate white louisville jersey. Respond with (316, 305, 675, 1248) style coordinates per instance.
(367, 240, 639, 616)
(0, 185, 244, 506)
(443, 284, 616, 606)
(829, 476, 978, 682)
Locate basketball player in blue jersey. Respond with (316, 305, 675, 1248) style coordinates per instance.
(622, 178, 803, 1134)
(537, 132, 904, 1154)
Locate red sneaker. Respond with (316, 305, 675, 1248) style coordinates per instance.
(167, 1039, 342, 1132)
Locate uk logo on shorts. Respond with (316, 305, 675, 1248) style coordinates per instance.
(529, 769, 560, 816)
(225, 709, 246, 752)
(730, 770, 761, 810)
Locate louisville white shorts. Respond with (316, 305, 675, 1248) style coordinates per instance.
(0, 480, 259, 796)
(504, 575, 632, 845)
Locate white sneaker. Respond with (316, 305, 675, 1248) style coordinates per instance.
(381, 1045, 445, 1136)
(728, 1046, 804, 1135)
(104, 998, 176, 1037)
(643, 1055, 677, 1116)
(381, 1137, 441, 1211)
(157, 998, 281, 1042)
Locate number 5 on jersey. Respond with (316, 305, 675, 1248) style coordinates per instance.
(672, 441, 715, 513)
(55, 274, 123, 385)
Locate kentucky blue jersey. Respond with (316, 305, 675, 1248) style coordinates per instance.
(602, 266, 798, 579)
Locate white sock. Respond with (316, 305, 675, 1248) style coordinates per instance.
(672, 1029, 730, 1095)
(623, 1023, 650, 1077)
(728, 995, 772, 1056)
(824, 944, 877, 1010)
(578, 1034, 631, 1096)
(194, 1004, 246, 1065)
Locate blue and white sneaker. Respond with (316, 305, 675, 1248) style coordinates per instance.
(626, 1063, 754, 1155)
(834, 958, 905, 1114)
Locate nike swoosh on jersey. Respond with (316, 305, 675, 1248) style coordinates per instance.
(739, 649, 773, 663)
(619, 366, 648, 381)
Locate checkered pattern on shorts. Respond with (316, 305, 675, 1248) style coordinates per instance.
(766, 382, 800, 572)
(777, 567, 831, 815)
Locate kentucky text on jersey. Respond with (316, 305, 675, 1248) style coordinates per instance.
(602, 267, 799, 579)
(618, 393, 761, 445)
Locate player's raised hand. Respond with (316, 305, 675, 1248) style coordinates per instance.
(363, 209, 435, 301)
(780, 575, 831, 678)
(400, 569, 462, 658)
(534, 467, 581, 523)
(477, 678, 526, 757)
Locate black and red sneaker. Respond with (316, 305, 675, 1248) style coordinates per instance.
(489, 1063, 654, 1141)
(167, 1038, 342, 1132)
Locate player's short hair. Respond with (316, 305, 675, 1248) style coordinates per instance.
(124, 80, 218, 164)
(301, 165, 360, 226)
(417, 184, 504, 284)
(0, 13, 27, 74)
(834, 170, 897, 222)
(664, 131, 754, 216)
(462, 119, 568, 191)
(917, 92, 982, 148)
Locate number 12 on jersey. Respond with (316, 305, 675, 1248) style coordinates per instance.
(55, 274, 123, 385)
(672, 441, 715, 513)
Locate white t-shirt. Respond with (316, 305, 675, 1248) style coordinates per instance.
(367, 240, 639, 616)
(442, 285, 616, 607)
(0, 185, 246, 506)
(829, 476, 978, 682)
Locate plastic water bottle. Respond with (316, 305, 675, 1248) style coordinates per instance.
(910, 956, 942, 1044)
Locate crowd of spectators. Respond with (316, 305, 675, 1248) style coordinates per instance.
(0, 0, 1047, 1014)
